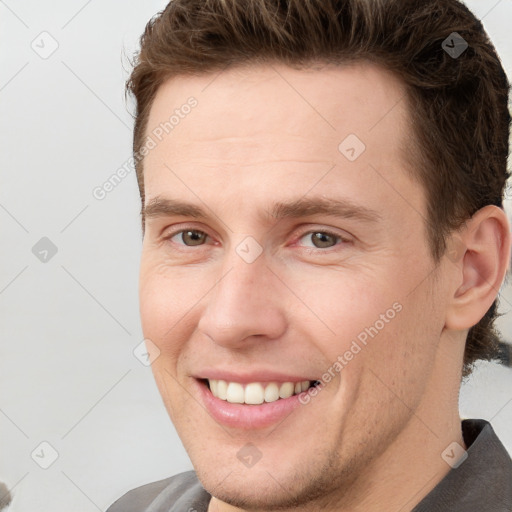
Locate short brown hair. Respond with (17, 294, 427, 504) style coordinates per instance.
(126, 0, 511, 376)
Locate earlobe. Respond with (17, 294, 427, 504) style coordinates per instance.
(445, 205, 511, 331)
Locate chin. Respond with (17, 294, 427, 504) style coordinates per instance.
(199, 469, 309, 510)
(192, 448, 357, 512)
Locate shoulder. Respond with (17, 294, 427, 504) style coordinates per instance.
(413, 419, 512, 511)
(106, 470, 209, 512)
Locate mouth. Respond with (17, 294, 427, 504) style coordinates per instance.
(194, 373, 323, 429)
(203, 378, 321, 405)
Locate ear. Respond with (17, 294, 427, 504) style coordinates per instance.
(445, 205, 511, 331)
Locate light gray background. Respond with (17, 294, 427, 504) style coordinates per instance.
(1, 1, 511, 511)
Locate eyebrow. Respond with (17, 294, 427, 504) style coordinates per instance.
(143, 197, 206, 220)
(268, 197, 381, 223)
(142, 196, 381, 224)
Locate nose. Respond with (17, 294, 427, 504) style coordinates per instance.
(197, 252, 288, 348)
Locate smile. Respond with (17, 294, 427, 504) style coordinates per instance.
(206, 379, 319, 405)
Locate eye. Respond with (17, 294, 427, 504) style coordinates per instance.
(297, 230, 343, 249)
(169, 229, 209, 246)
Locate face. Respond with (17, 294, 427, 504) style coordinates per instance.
(139, 62, 453, 510)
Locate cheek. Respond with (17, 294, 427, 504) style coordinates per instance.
(139, 251, 207, 320)
(352, 282, 443, 418)
(139, 259, 199, 358)
(280, 267, 398, 355)
(289, 263, 438, 396)
(139, 261, 199, 413)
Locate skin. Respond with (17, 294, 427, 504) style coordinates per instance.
(138, 62, 510, 512)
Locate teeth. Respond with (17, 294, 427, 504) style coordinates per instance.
(245, 383, 264, 405)
(226, 382, 245, 403)
(264, 383, 279, 402)
(216, 380, 228, 400)
(207, 379, 312, 404)
(279, 382, 294, 399)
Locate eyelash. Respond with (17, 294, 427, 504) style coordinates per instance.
(162, 226, 349, 251)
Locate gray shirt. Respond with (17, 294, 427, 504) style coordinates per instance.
(107, 419, 512, 511)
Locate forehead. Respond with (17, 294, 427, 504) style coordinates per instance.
(142, 61, 423, 220)
(147, 60, 409, 148)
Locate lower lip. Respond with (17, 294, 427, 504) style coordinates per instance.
(196, 379, 308, 430)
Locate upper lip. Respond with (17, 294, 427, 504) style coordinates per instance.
(195, 369, 317, 384)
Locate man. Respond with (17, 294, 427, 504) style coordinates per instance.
(108, 0, 512, 510)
